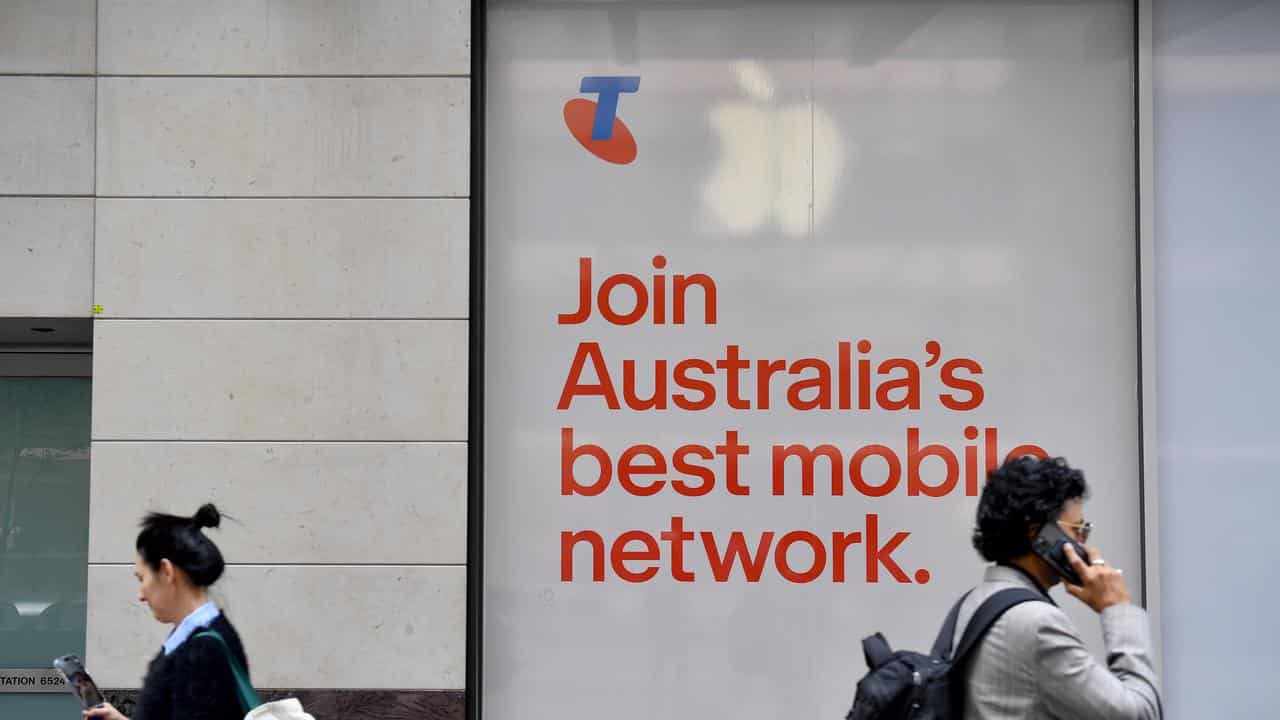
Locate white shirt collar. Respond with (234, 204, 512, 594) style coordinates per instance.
(162, 600, 222, 655)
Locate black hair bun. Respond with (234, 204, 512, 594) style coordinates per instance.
(193, 503, 222, 530)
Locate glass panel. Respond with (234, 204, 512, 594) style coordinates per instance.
(0, 378, 91, 718)
(1155, 2, 1280, 716)
(484, 3, 1138, 719)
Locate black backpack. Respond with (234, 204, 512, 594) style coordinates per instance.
(845, 588, 1045, 720)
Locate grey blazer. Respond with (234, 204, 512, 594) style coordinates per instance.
(952, 565, 1162, 720)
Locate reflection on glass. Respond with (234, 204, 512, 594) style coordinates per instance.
(0, 378, 91, 719)
(702, 61, 846, 237)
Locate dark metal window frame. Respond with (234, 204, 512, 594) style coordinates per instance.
(0, 353, 92, 379)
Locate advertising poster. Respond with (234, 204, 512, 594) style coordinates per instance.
(484, 2, 1137, 718)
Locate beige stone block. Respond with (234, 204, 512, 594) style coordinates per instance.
(0, 198, 93, 316)
(0, 0, 96, 74)
(99, 0, 468, 75)
(97, 77, 469, 197)
(86, 564, 466, 688)
(95, 199, 468, 318)
(88, 441, 467, 564)
(91, 320, 468, 441)
(0, 77, 94, 194)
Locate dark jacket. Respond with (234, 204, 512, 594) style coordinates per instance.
(134, 613, 250, 720)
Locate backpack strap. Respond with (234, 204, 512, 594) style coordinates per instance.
(194, 629, 261, 714)
(948, 588, 1046, 663)
(928, 590, 974, 659)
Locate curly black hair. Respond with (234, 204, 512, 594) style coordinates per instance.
(972, 455, 1088, 563)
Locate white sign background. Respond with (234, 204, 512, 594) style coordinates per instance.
(483, 3, 1138, 719)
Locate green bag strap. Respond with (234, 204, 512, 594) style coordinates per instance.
(193, 630, 261, 713)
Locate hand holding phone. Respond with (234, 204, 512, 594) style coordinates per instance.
(1031, 522, 1089, 586)
(1060, 543, 1132, 613)
(82, 703, 128, 720)
(52, 655, 105, 710)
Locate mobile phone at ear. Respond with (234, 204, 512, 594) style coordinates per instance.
(53, 655, 105, 709)
(1032, 522, 1088, 586)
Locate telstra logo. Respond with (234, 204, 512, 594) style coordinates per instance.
(563, 76, 640, 165)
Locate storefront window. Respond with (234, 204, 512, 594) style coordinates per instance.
(0, 372, 91, 719)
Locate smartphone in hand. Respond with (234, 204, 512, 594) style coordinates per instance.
(1031, 522, 1088, 586)
(53, 655, 105, 709)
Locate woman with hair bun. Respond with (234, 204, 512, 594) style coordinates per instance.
(85, 504, 251, 720)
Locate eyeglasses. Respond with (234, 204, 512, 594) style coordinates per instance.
(1057, 519, 1093, 543)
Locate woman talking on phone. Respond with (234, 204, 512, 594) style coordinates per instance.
(86, 504, 250, 720)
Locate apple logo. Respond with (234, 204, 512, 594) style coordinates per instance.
(703, 60, 846, 237)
